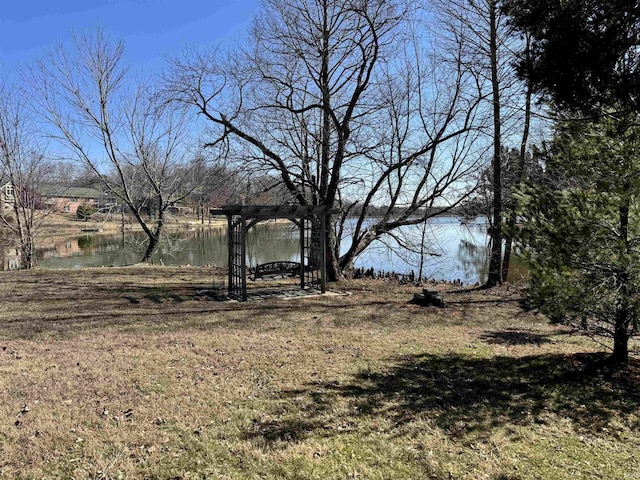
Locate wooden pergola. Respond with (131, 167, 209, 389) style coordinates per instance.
(209, 205, 333, 301)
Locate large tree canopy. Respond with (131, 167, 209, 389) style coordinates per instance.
(504, 0, 640, 113)
(167, 0, 485, 280)
(33, 30, 207, 263)
(504, 0, 640, 364)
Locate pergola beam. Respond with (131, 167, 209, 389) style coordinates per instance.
(210, 204, 331, 219)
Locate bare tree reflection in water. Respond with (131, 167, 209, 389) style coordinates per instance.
(457, 239, 490, 285)
(36, 224, 301, 269)
(349, 217, 490, 284)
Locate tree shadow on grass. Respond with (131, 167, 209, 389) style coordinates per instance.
(2, 268, 436, 340)
(0, 281, 400, 340)
(246, 352, 640, 446)
(479, 327, 570, 346)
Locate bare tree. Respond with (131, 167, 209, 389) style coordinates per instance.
(501, 33, 534, 281)
(31, 29, 207, 263)
(431, 0, 533, 286)
(0, 82, 55, 269)
(166, 0, 485, 280)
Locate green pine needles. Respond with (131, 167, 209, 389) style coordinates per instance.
(517, 112, 640, 364)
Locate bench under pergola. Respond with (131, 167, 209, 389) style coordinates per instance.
(209, 204, 333, 301)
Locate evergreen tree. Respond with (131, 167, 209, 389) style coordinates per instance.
(504, 0, 640, 114)
(517, 113, 640, 364)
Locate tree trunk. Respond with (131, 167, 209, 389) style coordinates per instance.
(141, 233, 160, 263)
(325, 221, 345, 281)
(418, 220, 428, 281)
(485, 0, 503, 288)
(611, 196, 631, 364)
(502, 37, 533, 283)
(141, 209, 164, 263)
(19, 236, 35, 269)
(13, 198, 36, 269)
(611, 320, 629, 364)
(501, 235, 512, 282)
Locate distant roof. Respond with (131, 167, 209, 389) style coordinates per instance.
(39, 185, 105, 199)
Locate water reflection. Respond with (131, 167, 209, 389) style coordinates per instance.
(457, 239, 490, 284)
(31, 217, 493, 284)
(344, 217, 490, 284)
(35, 223, 301, 270)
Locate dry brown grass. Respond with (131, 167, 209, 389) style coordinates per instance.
(0, 267, 638, 479)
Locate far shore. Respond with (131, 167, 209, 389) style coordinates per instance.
(36, 212, 227, 245)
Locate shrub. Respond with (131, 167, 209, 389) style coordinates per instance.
(76, 203, 97, 221)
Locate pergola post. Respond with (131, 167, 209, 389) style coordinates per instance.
(299, 218, 306, 289)
(240, 215, 247, 301)
(321, 212, 327, 294)
(226, 214, 233, 296)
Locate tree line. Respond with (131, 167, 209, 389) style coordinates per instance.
(1, 0, 639, 362)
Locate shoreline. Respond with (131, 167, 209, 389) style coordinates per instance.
(35, 213, 227, 245)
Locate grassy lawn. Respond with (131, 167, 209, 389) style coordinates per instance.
(0, 266, 638, 479)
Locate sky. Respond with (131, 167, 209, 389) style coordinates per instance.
(0, 0, 259, 74)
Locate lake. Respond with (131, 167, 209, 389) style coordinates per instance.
(25, 217, 505, 284)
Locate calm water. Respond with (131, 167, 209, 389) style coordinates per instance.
(30, 217, 496, 284)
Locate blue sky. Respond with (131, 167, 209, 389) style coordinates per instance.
(0, 0, 259, 73)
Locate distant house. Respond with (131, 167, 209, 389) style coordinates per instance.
(168, 205, 194, 216)
(0, 245, 20, 271)
(40, 186, 109, 214)
(0, 179, 15, 212)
